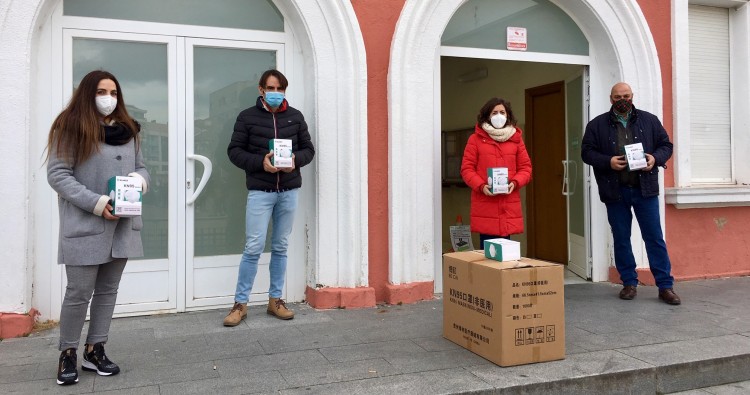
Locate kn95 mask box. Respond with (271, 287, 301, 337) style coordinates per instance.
(487, 167, 510, 194)
(484, 238, 521, 262)
(269, 139, 293, 168)
(623, 143, 647, 171)
(108, 176, 142, 217)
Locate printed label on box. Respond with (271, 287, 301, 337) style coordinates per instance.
(442, 253, 565, 367)
(269, 139, 293, 168)
(107, 176, 142, 217)
(450, 225, 474, 252)
(623, 143, 647, 171)
(487, 167, 509, 194)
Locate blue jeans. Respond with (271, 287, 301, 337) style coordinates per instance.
(234, 189, 298, 303)
(605, 186, 674, 289)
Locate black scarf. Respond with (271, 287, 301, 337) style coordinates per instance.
(103, 121, 139, 146)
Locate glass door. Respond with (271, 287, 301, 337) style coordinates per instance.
(564, 70, 590, 279)
(64, 30, 285, 313)
(184, 38, 283, 308)
(64, 30, 179, 314)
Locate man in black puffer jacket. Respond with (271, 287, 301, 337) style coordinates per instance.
(224, 69, 315, 326)
(582, 82, 680, 306)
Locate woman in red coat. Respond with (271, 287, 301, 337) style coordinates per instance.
(461, 97, 532, 246)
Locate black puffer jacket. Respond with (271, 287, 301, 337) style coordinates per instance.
(581, 106, 672, 203)
(228, 97, 315, 191)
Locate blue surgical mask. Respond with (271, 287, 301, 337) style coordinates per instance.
(264, 91, 284, 108)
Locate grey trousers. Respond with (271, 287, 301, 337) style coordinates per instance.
(58, 259, 127, 351)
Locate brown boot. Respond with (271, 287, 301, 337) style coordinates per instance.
(267, 297, 294, 320)
(223, 302, 247, 326)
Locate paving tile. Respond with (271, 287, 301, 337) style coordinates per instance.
(0, 363, 36, 384)
(91, 361, 219, 392)
(159, 370, 287, 395)
(1, 277, 749, 394)
(215, 349, 329, 377)
(467, 350, 656, 394)
(385, 348, 491, 373)
(410, 336, 463, 352)
(619, 335, 750, 394)
(0, 375, 94, 394)
(318, 339, 426, 363)
(700, 380, 750, 395)
(278, 367, 493, 395)
(258, 327, 361, 354)
(618, 334, 750, 365)
(670, 382, 750, 395)
(279, 358, 395, 387)
(574, 330, 667, 352)
(81, 385, 161, 394)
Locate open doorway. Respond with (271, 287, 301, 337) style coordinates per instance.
(440, 56, 589, 283)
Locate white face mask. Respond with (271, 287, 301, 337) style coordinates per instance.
(96, 95, 117, 117)
(490, 113, 507, 129)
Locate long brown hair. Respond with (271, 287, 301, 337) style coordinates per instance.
(46, 70, 138, 165)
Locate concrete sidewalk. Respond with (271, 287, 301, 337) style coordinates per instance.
(1, 276, 749, 394)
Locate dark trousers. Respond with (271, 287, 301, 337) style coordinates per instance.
(605, 186, 674, 289)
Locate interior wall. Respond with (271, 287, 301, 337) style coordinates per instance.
(440, 57, 582, 255)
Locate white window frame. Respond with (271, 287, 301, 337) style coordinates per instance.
(668, 0, 750, 208)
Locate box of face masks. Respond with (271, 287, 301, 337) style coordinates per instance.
(484, 238, 521, 262)
(443, 252, 565, 366)
(107, 176, 142, 217)
(623, 143, 647, 171)
(487, 167, 509, 194)
(269, 139, 293, 168)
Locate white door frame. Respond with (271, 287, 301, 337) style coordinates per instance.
(18, 0, 368, 320)
(433, 49, 592, 292)
(392, 0, 663, 290)
(184, 37, 286, 310)
(564, 69, 592, 280)
(60, 29, 181, 315)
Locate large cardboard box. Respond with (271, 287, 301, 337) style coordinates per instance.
(443, 251, 565, 366)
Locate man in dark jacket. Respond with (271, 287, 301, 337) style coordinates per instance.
(223, 69, 315, 326)
(581, 82, 680, 305)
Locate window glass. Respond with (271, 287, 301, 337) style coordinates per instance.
(73, 38, 170, 260)
(689, 5, 732, 182)
(442, 0, 588, 56)
(65, 0, 283, 31)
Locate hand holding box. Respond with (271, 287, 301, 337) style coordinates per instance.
(487, 167, 510, 194)
(623, 143, 647, 171)
(269, 139, 293, 168)
(107, 176, 142, 217)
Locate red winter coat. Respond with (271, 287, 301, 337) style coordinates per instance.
(460, 124, 532, 236)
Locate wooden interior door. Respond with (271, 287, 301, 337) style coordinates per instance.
(525, 81, 567, 264)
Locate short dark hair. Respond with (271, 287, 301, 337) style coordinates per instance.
(258, 69, 288, 90)
(477, 97, 517, 127)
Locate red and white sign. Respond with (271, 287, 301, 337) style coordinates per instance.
(507, 27, 527, 51)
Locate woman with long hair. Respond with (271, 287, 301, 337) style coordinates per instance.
(46, 70, 149, 385)
(461, 97, 532, 246)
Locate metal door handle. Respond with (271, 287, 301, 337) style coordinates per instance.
(561, 160, 577, 197)
(186, 154, 213, 205)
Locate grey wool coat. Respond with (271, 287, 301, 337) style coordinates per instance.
(47, 139, 150, 265)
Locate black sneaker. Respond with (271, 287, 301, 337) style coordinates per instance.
(56, 348, 78, 385)
(82, 343, 120, 376)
